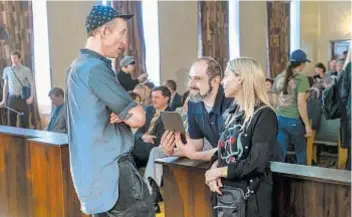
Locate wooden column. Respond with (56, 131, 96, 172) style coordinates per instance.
(199, 0, 229, 70)
(266, 1, 290, 78)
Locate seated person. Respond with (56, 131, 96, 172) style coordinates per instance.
(45, 87, 66, 133)
(117, 56, 147, 91)
(143, 81, 155, 106)
(175, 90, 189, 130)
(132, 86, 171, 212)
(144, 90, 212, 205)
(132, 85, 171, 168)
(133, 82, 154, 106)
(265, 78, 278, 108)
(133, 84, 148, 105)
(164, 79, 183, 110)
(128, 91, 142, 104)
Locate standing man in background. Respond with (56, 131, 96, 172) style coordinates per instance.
(0, 50, 34, 128)
(66, 5, 153, 217)
(117, 55, 148, 91)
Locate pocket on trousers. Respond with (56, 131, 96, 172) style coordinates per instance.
(288, 120, 304, 135)
(129, 165, 145, 200)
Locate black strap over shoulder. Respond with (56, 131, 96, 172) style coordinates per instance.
(11, 67, 25, 88)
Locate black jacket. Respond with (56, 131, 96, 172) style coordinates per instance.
(135, 106, 172, 145)
(116, 70, 139, 91)
(211, 104, 278, 217)
(170, 93, 183, 111)
(339, 62, 351, 148)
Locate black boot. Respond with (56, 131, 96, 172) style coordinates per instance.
(149, 178, 163, 213)
(154, 203, 161, 213)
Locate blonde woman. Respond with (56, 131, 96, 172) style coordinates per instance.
(202, 57, 278, 217)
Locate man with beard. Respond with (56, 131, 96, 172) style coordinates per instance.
(161, 57, 232, 161)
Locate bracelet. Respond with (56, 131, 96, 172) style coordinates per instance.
(222, 167, 228, 178)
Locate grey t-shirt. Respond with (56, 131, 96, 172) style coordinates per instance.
(66, 49, 137, 214)
(204, 103, 213, 113)
(2, 65, 34, 96)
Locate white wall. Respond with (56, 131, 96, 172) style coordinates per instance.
(47, 1, 95, 89)
(158, 1, 198, 93)
(301, 1, 351, 75)
(300, 1, 319, 74)
(239, 1, 268, 73)
(317, 1, 351, 63)
(46, 1, 351, 88)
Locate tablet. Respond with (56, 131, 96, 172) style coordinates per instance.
(160, 111, 185, 133)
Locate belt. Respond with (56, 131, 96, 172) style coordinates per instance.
(118, 154, 133, 163)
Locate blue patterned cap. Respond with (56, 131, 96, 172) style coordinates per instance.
(290, 49, 311, 63)
(85, 5, 133, 33)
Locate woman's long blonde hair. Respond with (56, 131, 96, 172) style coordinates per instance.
(227, 57, 273, 124)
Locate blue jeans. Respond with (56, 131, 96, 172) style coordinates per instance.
(277, 116, 307, 165)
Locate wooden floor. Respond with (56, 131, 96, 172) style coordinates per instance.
(156, 202, 165, 217)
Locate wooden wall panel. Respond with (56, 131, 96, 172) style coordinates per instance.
(0, 134, 31, 217)
(273, 175, 351, 217)
(0, 127, 90, 217)
(28, 142, 65, 217)
(267, 1, 290, 78)
(163, 165, 212, 217)
(199, 0, 229, 70)
(158, 158, 351, 217)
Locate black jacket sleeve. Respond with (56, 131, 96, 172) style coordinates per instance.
(227, 108, 278, 179)
(340, 62, 351, 105)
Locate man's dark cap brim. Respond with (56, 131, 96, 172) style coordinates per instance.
(117, 14, 134, 20)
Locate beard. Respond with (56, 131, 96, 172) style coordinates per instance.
(189, 85, 212, 103)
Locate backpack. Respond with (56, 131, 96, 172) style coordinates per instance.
(307, 87, 322, 129)
(322, 77, 342, 120)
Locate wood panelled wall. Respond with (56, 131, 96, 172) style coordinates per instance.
(198, 1, 229, 72)
(0, 1, 33, 125)
(0, 1, 41, 129)
(266, 1, 290, 78)
(111, 0, 146, 77)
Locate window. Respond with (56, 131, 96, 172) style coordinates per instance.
(228, 0, 240, 59)
(331, 40, 351, 58)
(32, 0, 51, 113)
(290, 0, 300, 53)
(142, 0, 160, 85)
(102, 0, 108, 6)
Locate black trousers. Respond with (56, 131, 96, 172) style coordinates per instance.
(92, 156, 154, 217)
(7, 96, 29, 128)
(132, 139, 156, 169)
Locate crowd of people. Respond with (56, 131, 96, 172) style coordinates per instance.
(0, 4, 350, 217)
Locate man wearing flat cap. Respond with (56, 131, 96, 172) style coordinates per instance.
(117, 55, 148, 91)
(66, 5, 154, 216)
